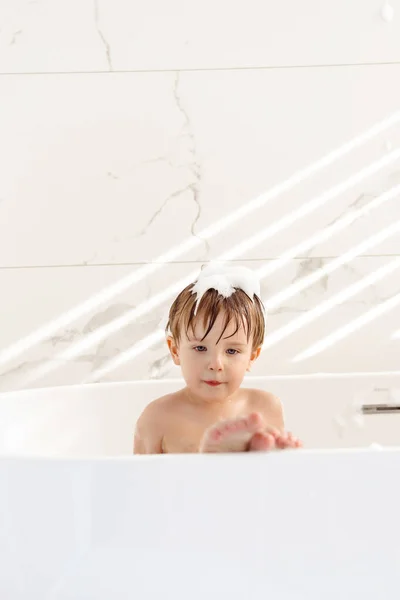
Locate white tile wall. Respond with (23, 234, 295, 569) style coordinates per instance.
(1, 0, 400, 72)
(0, 0, 399, 390)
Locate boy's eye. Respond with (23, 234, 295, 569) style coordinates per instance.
(193, 346, 239, 354)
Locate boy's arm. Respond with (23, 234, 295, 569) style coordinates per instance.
(133, 403, 164, 454)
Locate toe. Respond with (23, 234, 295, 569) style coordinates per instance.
(247, 412, 264, 431)
(276, 433, 291, 449)
(249, 432, 276, 451)
(275, 432, 302, 449)
(287, 433, 302, 448)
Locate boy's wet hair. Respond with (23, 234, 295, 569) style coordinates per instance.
(166, 284, 266, 350)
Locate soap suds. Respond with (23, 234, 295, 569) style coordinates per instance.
(191, 264, 261, 314)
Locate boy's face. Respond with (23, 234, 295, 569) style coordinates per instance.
(167, 311, 261, 401)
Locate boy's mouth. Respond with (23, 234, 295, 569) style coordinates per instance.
(204, 380, 223, 386)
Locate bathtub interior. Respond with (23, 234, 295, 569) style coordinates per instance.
(0, 374, 399, 456)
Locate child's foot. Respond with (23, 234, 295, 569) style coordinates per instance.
(249, 430, 303, 451)
(200, 412, 265, 453)
(200, 413, 302, 453)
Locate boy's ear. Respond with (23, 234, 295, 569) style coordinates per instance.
(167, 336, 181, 365)
(247, 346, 262, 372)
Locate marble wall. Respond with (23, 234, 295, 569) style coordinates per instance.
(0, 0, 400, 390)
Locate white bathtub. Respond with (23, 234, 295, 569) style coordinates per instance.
(1, 374, 399, 456)
(1, 374, 400, 599)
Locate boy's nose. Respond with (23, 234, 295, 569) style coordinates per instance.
(208, 354, 224, 371)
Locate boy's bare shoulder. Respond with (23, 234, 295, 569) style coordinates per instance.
(134, 393, 182, 454)
(241, 387, 280, 406)
(244, 388, 284, 428)
(137, 391, 182, 424)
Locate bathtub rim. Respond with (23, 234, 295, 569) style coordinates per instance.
(1, 369, 400, 401)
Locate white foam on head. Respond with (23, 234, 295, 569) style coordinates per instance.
(191, 263, 262, 315)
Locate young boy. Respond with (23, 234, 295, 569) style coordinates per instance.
(134, 265, 302, 454)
